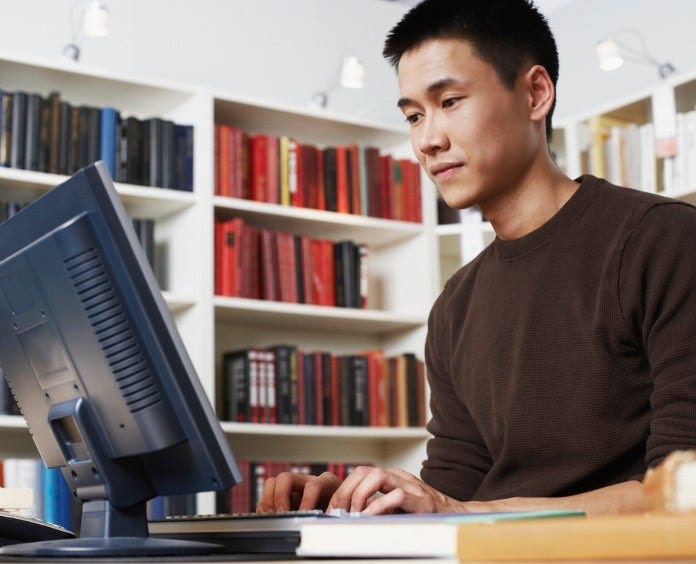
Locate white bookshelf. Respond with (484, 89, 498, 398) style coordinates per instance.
(0, 54, 439, 506)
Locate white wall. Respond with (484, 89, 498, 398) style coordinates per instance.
(0, 0, 694, 127)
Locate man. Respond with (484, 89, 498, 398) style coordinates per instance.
(257, 0, 696, 516)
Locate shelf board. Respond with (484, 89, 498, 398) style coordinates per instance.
(214, 197, 422, 247)
(162, 291, 197, 313)
(666, 188, 696, 206)
(0, 415, 27, 430)
(214, 297, 426, 333)
(221, 421, 429, 440)
(0, 168, 196, 219)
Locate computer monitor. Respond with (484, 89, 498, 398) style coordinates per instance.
(0, 162, 242, 557)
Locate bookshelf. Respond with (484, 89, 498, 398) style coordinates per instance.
(0, 53, 439, 512)
(436, 71, 696, 286)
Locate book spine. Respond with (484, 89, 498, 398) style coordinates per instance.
(10, 91, 27, 170)
(23, 94, 41, 172)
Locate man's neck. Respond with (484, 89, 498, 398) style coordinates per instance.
(482, 157, 580, 241)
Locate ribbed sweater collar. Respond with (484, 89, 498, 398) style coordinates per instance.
(492, 175, 597, 260)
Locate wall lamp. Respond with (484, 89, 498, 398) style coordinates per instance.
(63, 1, 111, 62)
(596, 29, 676, 80)
(310, 54, 366, 109)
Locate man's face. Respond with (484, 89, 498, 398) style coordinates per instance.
(397, 38, 538, 211)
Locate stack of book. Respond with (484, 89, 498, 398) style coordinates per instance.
(215, 216, 366, 308)
(0, 88, 193, 190)
(216, 460, 367, 514)
(214, 125, 422, 223)
(220, 347, 425, 428)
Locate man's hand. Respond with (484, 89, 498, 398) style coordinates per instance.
(256, 471, 341, 513)
(327, 466, 461, 515)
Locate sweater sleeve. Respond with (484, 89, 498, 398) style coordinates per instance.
(618, 202, 696, 471)
(420, 284, 492, 501)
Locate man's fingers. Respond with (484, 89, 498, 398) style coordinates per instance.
(298, 472, 341, 511)
(348, 467, 399, 512)
(273, 472, 302, 512)
(326, 466, 373, 511)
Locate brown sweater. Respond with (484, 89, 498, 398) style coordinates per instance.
(422, 175, 696, 502)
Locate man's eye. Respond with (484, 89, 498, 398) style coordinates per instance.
(405, 114, 422, 124)
(442, 97, 461, 108)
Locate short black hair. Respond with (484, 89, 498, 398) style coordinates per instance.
(383, 0, 559, 140)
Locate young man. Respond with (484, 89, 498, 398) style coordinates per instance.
(257, 0, 696, 516)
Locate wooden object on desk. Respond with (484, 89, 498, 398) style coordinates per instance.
(0, 487, 33, 510)
(643, 450, 696, 513)
(456, 513, 696, 561)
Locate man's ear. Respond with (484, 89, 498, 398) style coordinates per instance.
(524, 64, 555, 123)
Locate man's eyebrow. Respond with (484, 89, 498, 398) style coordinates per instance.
(396, 77, 467, 108)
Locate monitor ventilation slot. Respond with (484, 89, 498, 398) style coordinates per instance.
(64, 248, 161, 414)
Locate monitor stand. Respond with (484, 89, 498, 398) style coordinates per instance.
(0, 499, 223, 557)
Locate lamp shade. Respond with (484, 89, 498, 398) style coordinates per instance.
(596, 39, 623, 72)
(83, 1, 110, 37)
(340, 56, 365, 89)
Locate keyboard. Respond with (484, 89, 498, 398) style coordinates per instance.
(148, 510, 337, 554)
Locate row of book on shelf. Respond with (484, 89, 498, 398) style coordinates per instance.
(0, 458, 366, 526)
(580, 108, 696, 194)
(214, 124, 422, 223)
(215, 216, 367, 308)
(219, 347, 426, 428)
(216, 460, 365, 515)
(0, 200, 156, 272)
(0, 88, 193, 190)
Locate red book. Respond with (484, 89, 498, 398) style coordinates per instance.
(260, 229, 279, 301)
(266, 135, 279, 204)
(214, 219, 224, 295)
(265, 349, 277, 424)
(313, 351, 324, 426)
(251, 134, 268, 202)
(300, 236, 314, 305)
(335, 146, 350, 214)
(365, 147, 381, 218)
(216, 125, 231, 197)
(275, 231, 298, 303)
(292, 143, 304, 208)
(391, 159, 404, 221)
(239, 225, 261, 299)
(330, 355, 340, 426)
(379, 154, 394, 220)
(316, 148, 326, 211)
(411, 160, 423, 223)
(216, 217, 244, 296)
(296, 351, 305, 425)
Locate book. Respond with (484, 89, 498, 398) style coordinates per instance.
(99, 107, 119, 179)
(10, 91, 27, 170)
(0, 90, 12, 167)
(296, 510, 585, 558)
(24, 93, 42, 172)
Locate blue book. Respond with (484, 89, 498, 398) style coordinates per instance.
(99, 107, 119, 180)
(41, 465, 59, 526)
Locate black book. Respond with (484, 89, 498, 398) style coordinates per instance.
(142, 117, 163, 187)
(351, 355, 369, 427)
(124, 116, 142, 184)
(334, 240, 357, 308)
(321, 353, 332, 426)
(10, 91, 27, 170)
(404, 353, 420, 427)
(323, 147, 338, 212)
(132, 218, 155, 268)
(173, 124, 193, 191)
(76, 106, 91, 170)
(47, 91, 61, 174)
(58, 101, 72, 174)
(303, 353, 316, 425)
(338, 356, 353, 426)
(293, 235, 305, 304)
(0, 91, 13, 167)
(270, 344, 295, 425)
(86, 106, 101, 167)
(24, 93, 42, 172)
(161, 120, 174, 189)
(222, 349, 252, 422)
